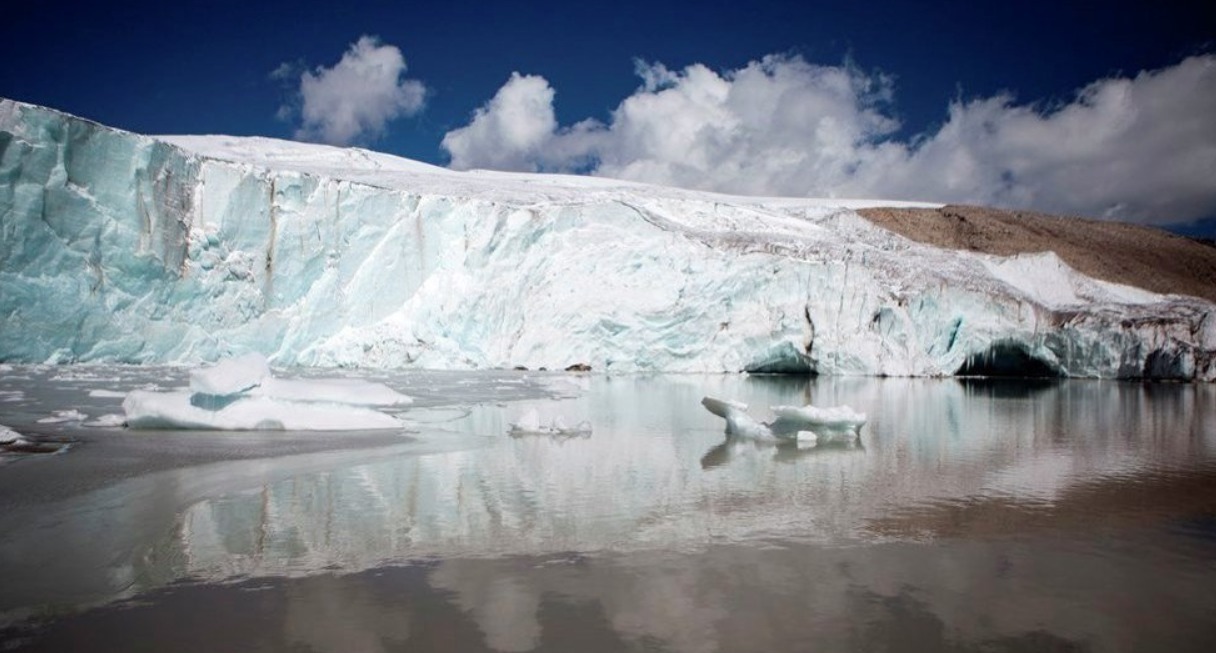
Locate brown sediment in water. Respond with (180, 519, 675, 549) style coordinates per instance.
(2, 442, 65, 455)
(0, 436, 73, 456)
(856, 205, 1216, 303)
(865, 463, 1216, 540)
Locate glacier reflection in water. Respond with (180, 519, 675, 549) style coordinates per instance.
(172, 376, 1216, 578)
(6, 374, 1216, 652)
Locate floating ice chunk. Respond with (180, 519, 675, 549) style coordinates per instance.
(699, 396, 749, 418)
(83, 414, 126, 427)
(51, 370, 119, 382)
(702, 396, 866, 441)
(508, 408, 592, 437)
(122, 391, 402, 431)
(124, 354, 410, 430)
(254, 377, 412, 406)
(770, 404, 867, 433)
(37, 409, 88, 424)
(700, 396, 777, 440)
(0, 424, 22, 444)
(1, 424, 71, 459)
(189, 352, 271, 396)
(88, 389, 128, 398)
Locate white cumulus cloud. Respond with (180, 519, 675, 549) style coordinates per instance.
(280, 36, 427, 146)
(442, 54, 1216, 224)
(442, 73, 558, 171)
(442, 72, 603, 172)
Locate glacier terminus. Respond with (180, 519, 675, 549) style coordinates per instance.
(1, 98, 1213, 380)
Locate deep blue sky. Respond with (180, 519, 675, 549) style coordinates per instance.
(4, 0, 1209, 165)
(4, 1, 1215, 234)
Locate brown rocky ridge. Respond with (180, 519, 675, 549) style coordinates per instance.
(856, 205, 1216, 303)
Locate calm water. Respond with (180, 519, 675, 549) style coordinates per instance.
(1, 367, 1215, 652)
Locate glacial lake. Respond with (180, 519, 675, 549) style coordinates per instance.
(1, 366, 1215, 652)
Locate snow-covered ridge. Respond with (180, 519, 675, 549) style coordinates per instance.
(156, 133, 941, 210)
(1, 98, 1214, 379)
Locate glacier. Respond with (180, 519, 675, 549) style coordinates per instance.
(1, 98, 1214, 379)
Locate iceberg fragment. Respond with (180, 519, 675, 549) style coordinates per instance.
(795, 431, 819, 445)
(189, 352, 270, 396)
(83, 414, 126, 428)
(702, 396, 866, 441)
(0, 424, 22, 444)
(122, 391, 401, 431)
(254, 377, 413, 407)
(123, 355, 409, 431)
(36, 409, 88, 424)
(700, 397, 775, 440)
(0, 424, 71, 458)
(770, 404, 867, 434)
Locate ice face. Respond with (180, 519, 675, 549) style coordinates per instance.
(1, 99, 1214, 379)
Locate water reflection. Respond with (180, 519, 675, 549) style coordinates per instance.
(701, 436, 864, 470)
(10, 537, 1216, 653)
(163, 376, 1216, 581)
(3, 373, 1216, 652)
(282, 574, 414, 653)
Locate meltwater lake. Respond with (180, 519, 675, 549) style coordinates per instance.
(1, 366, 1214, 652)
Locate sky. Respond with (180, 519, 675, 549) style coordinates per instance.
(3, 0, 1214, 232)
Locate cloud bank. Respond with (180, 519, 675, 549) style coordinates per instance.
(279, 36, 427, 146)
(442, 55, 1216, 224)
(441, 73, 559, 171)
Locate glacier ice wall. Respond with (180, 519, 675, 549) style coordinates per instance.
(1, 99, 1214, 379)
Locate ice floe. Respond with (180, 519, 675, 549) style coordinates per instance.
(701, 396, 866, 442)
(189, 352, 270, 396)
(508, 408, 592, 438)
(37, 409, 88, 424)
(0, 424, 72, 459)
(124, 355, 410, 431)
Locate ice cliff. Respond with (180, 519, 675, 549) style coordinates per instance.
(1, 98, 1213, 379)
